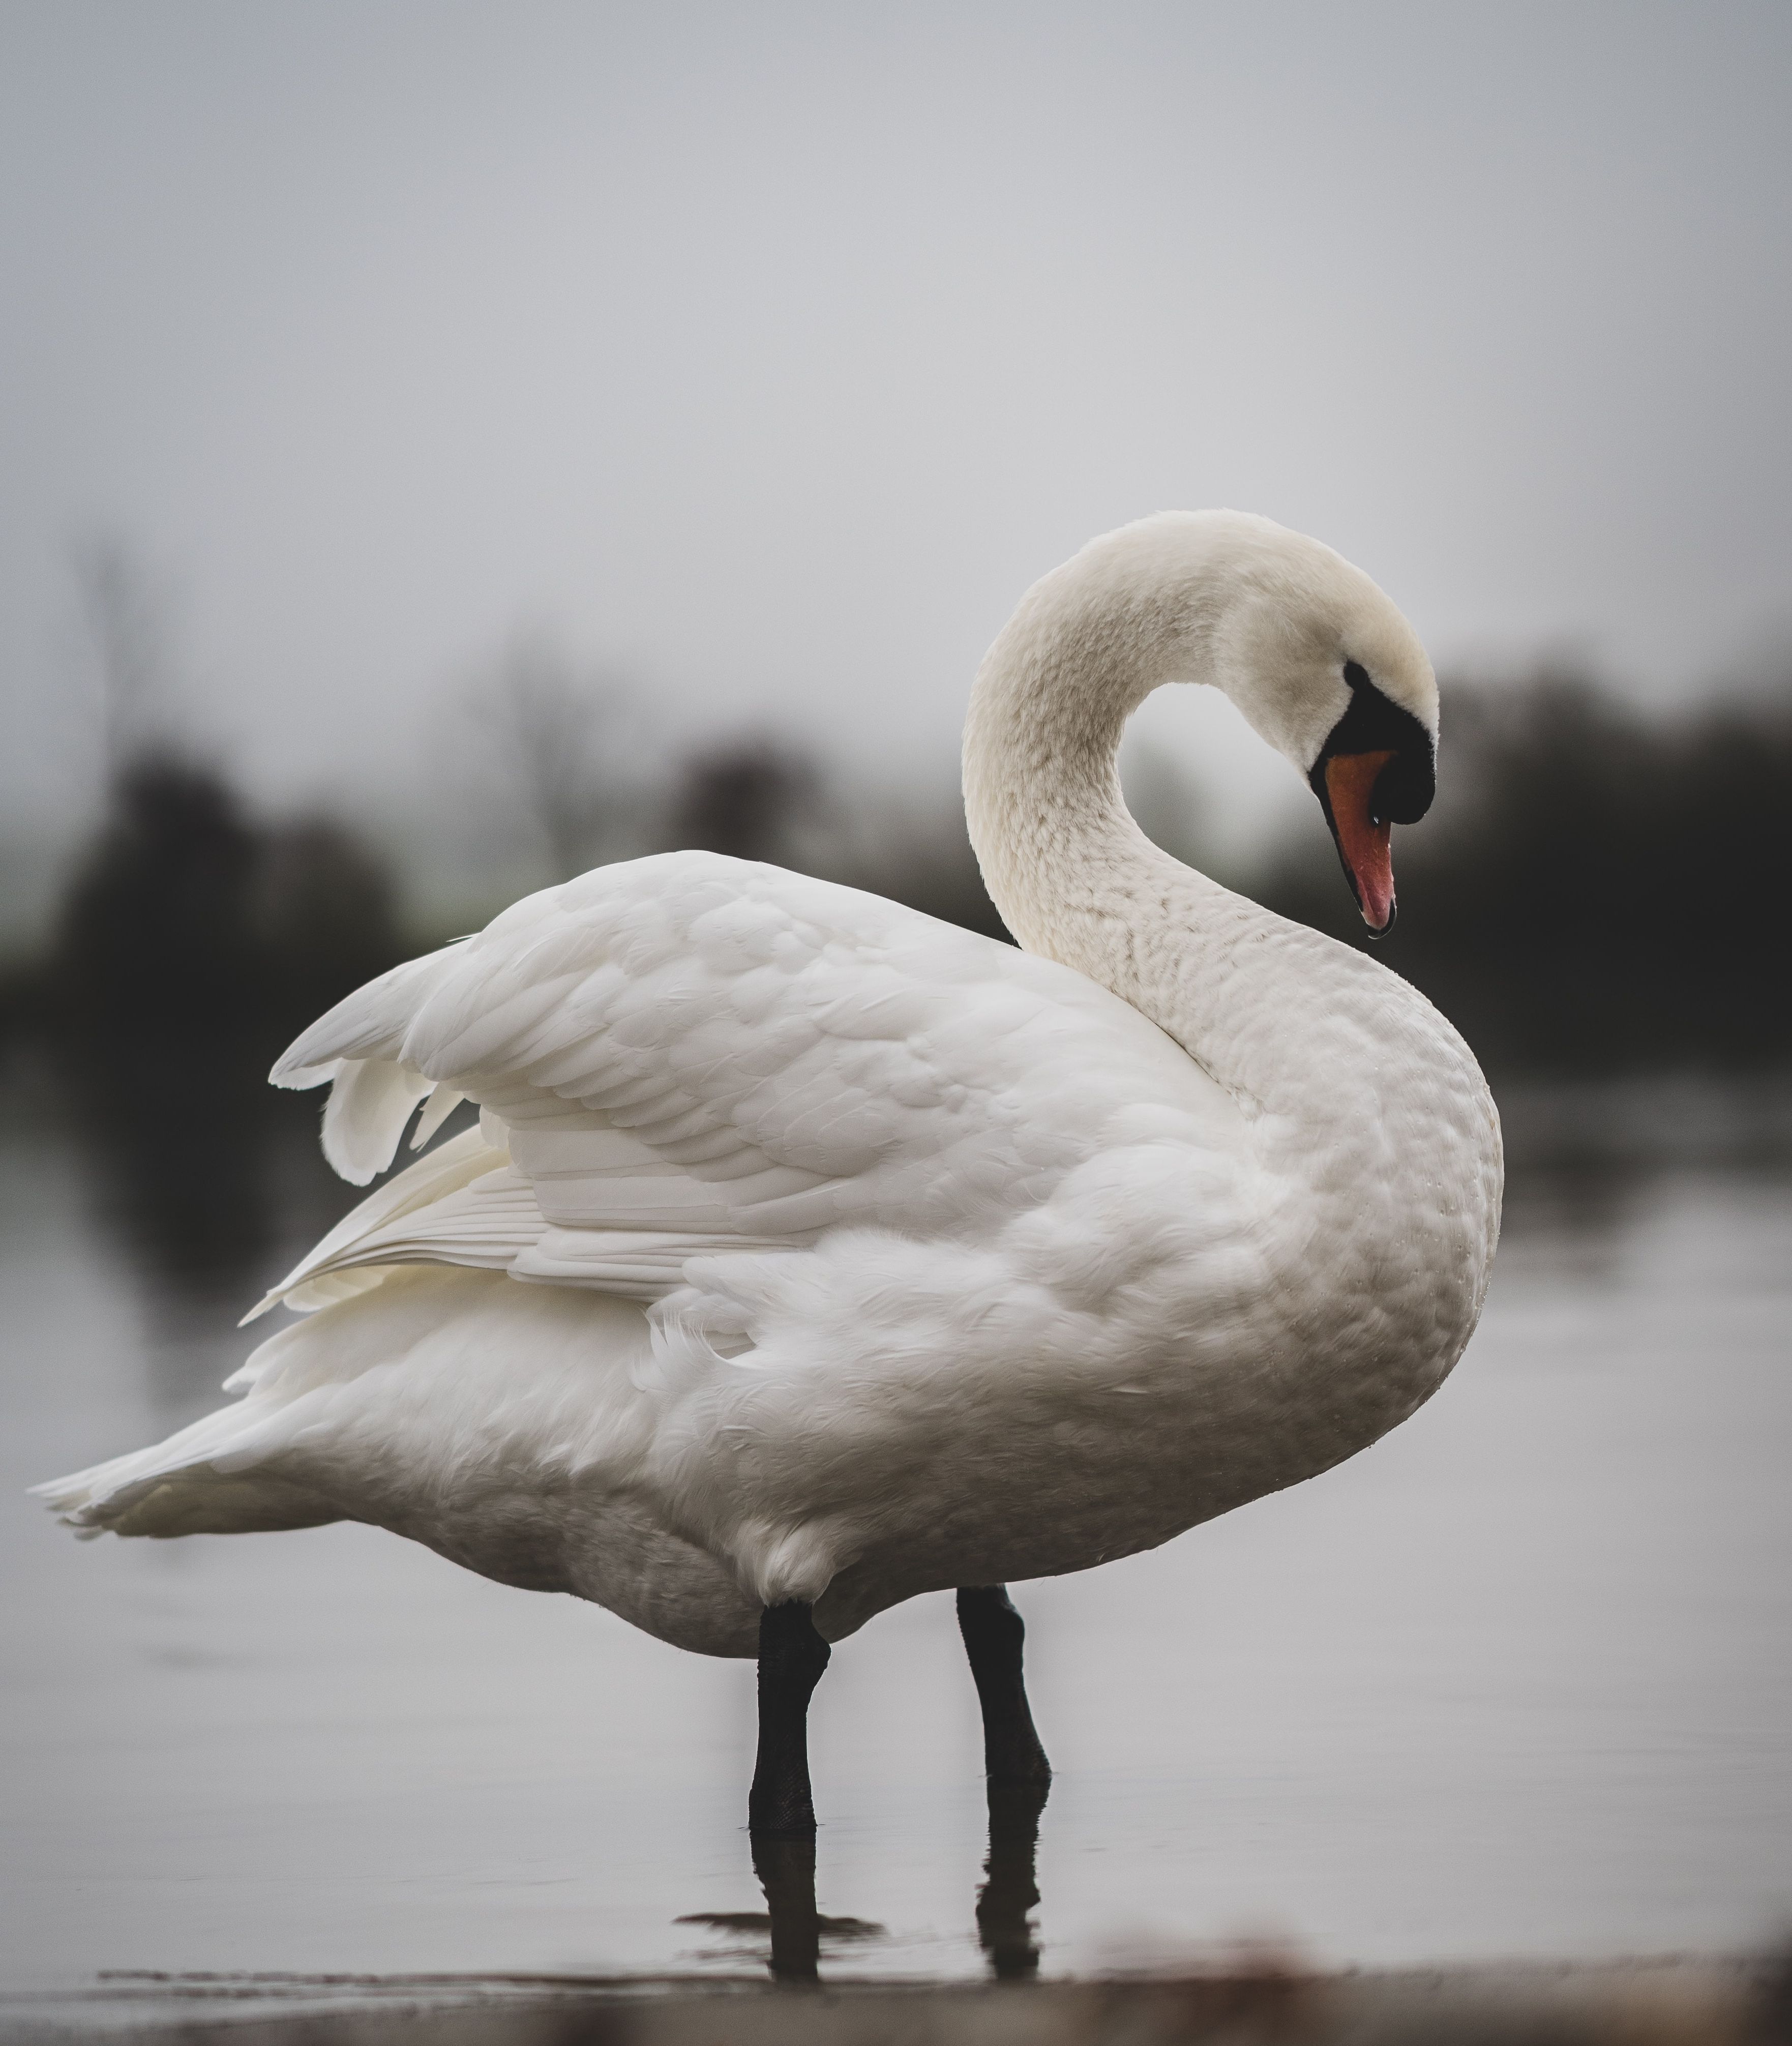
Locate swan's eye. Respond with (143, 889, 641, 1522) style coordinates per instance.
(1343, 659, 1371, 692)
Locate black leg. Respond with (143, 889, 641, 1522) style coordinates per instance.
(976, 1778, 1050, 1980)
(957, 1585, 1052, 1786)
(748, 1600, 831, 1836)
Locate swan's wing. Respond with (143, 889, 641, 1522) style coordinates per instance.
(242, 1124, 542, 1320)
(268, 851, 1239, 1306)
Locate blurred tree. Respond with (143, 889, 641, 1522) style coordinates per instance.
(56, 755, 265, 1036)
(50, 769, 406, 1301)
(52, 756, 275, 1288)
(45, 542, 407, 1304)
(470, 639, 642, 881)
(661, 734, 827, 869)
(54, 535, 266, 1034)
(832, 783, 1012, 945)
(71, 535, 176, 777)
(258, 817, 404, 1025)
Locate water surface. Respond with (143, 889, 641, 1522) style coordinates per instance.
(3, 1075, 1789, 1992)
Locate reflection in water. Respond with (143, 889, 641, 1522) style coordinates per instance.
(677, 1835, 885, 1983)
(754, 1834, 879, 1984)
(678, 1783, 1047, 1984)
(975, 1780, 1049, 1980)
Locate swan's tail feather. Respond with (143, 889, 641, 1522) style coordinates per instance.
(32, 1263, 655, 1554)
(28, 1399, 337, 1540)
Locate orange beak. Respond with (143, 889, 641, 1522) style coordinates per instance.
(1323, 750, 1397, 935)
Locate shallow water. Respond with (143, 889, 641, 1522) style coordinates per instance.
(3, 1076, 1789, 1995)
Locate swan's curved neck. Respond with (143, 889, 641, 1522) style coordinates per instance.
(961, 559, 1442, 1134)
(964, 530, 1502, 1440)
(963, 597, 1195, 981)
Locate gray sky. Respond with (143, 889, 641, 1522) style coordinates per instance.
(3, 0, 1789, 847)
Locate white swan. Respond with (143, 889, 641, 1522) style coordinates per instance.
(37, 512, 1502, 1832)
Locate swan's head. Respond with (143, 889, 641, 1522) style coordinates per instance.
(1035, 511, 1440, 937)
(1196, 513, 1438, 935)
(971, 511, 1440, 937)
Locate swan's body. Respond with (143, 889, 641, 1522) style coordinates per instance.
(39, 513, 1501, 1699)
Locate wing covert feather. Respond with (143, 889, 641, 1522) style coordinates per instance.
(272, 853, 1241, 1293)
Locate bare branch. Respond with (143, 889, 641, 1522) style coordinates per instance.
(468, 638, 642, 882)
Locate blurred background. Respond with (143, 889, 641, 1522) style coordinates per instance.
(3, 0, 1790, 2004)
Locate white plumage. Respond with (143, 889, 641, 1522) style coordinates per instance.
(37, 512, 1503, 1670)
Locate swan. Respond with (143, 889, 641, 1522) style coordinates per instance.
(36, 512, 1502, 1836)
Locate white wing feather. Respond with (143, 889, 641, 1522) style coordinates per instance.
(268, 852, 1242, 1313)
(243, 1124, 535, 1321)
